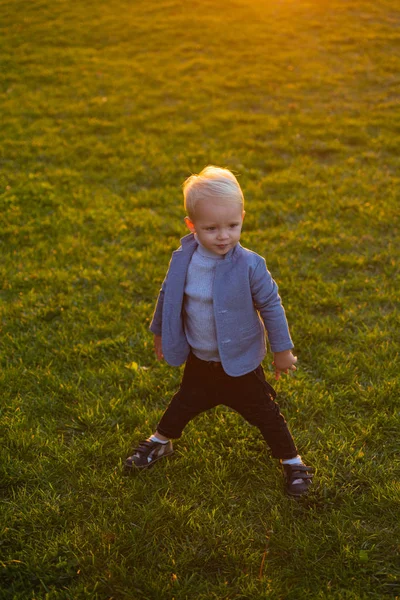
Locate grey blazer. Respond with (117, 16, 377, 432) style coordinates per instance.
(150, 234, 293, 377)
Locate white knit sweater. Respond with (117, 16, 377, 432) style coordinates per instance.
(183, 241, 224, 362)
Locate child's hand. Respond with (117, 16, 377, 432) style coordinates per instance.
(272, 350, 297, 380)
(154, 335, 164, 361)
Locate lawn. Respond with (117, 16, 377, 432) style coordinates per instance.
(0, 0, 399, 598)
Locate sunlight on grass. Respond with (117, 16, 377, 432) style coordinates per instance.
(0, 0, 399, 598)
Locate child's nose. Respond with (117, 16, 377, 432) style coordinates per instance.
(217, 229, 229, 239)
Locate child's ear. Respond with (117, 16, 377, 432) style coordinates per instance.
(242, 210, 246, 221)
(184, 216, 196, 233)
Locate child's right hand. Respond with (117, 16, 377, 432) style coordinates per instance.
(154, 335, 164, 361)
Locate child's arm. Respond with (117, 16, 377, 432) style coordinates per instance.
(150, 275, 167, 361)
(150, 292, 165, 361)
(149, 285, 165, 338)
(250, 258, 293, 351)
(251, 258, 296, 378)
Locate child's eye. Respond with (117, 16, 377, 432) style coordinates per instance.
(230, 223, 239, 228)
(205, 227, 216, 231)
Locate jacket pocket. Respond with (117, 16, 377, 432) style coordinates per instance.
(240, 322, 262, 336)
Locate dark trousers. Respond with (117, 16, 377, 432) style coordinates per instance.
(157, 352, 298, 460)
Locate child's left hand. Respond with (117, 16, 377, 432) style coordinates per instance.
(272, 350, 297, 380)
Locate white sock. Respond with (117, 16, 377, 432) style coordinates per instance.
(281, 455, 303, 485)
(281, 455, 303, 466)
(150, 435, 169, 444)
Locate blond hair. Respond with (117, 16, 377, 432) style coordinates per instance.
(183, 166, 244, 220)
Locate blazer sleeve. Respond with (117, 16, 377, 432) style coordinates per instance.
(250, 258, 294, 352)
(149, 278, 166, 336)
(148, 243, 184, 337)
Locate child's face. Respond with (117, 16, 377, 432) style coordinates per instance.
(185, 199, 245, 256)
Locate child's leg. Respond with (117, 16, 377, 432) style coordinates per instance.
(224, 365, 313, 496)
(125, 353, 219, 471)
(155, 354, 219, 439)
(225, 366, 297, 459)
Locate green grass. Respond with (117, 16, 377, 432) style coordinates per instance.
(1, 0, 399, 598)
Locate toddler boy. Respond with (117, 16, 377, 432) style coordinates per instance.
(125, 166, 313, 497)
